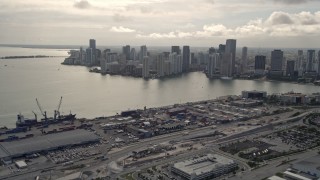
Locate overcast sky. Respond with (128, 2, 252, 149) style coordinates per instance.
(1, 0, 320, 48)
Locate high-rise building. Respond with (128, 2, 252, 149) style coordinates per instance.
(182, 46, 190, 72)
(122, 45, 131, 60)
(208, 47, 215, 54)
(130, 48, 136, 61)
(218, 44, 226, 54)
(318, 50, 320, 75)
(89, 39, 96, 65)
(286, 60, 295, 77)
(142, 56, 149, 78)
(171, 46, 181, 55)
(85, 48, 93, 66)
(254, 55, 266, 75)
(225, 39, 237, 74)
(140, 45, 147, 62)
(271, 50, 284, 71)
(241, 47, 248, 74)
(296, 50, 304, 76)
(306, 50, 315, 72)
(207, 53, 219, 78)
(220, 53, 232, 77)
(156, 54, 165, 77)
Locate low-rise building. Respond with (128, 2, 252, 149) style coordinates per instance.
(171, 154, 237, 180)
(242, 90, 267, 99)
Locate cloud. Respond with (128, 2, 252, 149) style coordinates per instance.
(272, 0, 311, 4)
(113, 14, 131, 22)
(135, 11, 320, 39)
(266, 11, 294, 25)
(110, 26, 136, 33)
(73, 0, 91, 9)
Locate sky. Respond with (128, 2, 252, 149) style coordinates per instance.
(1, 0, 320, 48)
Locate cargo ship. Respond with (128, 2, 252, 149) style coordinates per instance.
(16, 112, 38, 127)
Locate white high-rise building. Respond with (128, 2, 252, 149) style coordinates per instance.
(208, 53, 219, 78)
(140, 45, 147, 62)
(142, 56, 150, 78)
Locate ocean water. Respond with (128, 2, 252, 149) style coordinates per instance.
(0, 46, 319, 128)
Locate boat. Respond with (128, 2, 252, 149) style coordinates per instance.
(220, 76, 233, 80)
(16, 112, 38, 127)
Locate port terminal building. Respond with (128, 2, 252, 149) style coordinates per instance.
(171, 154, 237, 180)
(0, 129, 99, 164)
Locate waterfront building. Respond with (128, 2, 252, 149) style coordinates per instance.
(140, 45, 147, 62)
(171, 154, 237, 180)
(306, 50, 316, 72)
(171, 46, 181, 55)
(225, 39, 237, 74)
(218, 44, 226, 54)
(286, 60, 295, 78)
(297, 50, 304, 76)
(220, 53, 232, 77)
(207, 53, 219, 78)
(164, 61, 171, 76)
(85, 48, 94, 66)
(169, 53, 182, 74)
(242, 90, 267, 99)
(270, 49, 284, 77)
(241, 47, 248, 74)
(89, 39, 97, 65)
(122, 45, 130, 60)
(182, 46, 190, 72)
(142, 56, 150, 78)
(254, 55, 266, 75)
(130, 48, 136, 61)
(156, 54, 165, 77)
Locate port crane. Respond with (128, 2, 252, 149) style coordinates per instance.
(32, 111, 37, 120)
(36, 98, 47, 121)
(54, 96, 63, 120)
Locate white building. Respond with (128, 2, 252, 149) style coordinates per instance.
(171, 154, 237, 180)
(142, 56, 150, 78)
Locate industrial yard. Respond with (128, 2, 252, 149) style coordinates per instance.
(0, 91, 320, 180)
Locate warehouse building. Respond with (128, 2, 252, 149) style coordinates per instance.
(171, 154, 237, 180)
(0, 129, 99, 164)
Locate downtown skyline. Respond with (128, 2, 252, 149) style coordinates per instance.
(1, 0, 320, 48)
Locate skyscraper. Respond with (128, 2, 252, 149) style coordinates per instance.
(142, 56, 149, 78)
(254, 55, 266, 75)
(182, 46, 190, 72)
(286, 60, 295, 77)
(271, 50, 284, 71)
(171, 46, 181, 55)
(156, 54, 165, 77)
(225, 39, 237, 74)
(218, 44, 226, 54)
(318, 50, 320, 75)
(207, 53, 219, 78)
(130, 48, 136, 61)
(122, 45, 131, 60)
(296, 50, 304, 76)
(221, 53, 232, 77)
(241, 47, 248, 74)
(89, 39, 96, 65)
(140, 45, 147, 62)
(306, 50, 315, 72)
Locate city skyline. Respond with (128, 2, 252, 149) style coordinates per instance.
(1, 0, 320, 48)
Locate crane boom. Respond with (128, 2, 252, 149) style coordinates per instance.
(36, 98, 47, 120)
(57, 96, 62, 112)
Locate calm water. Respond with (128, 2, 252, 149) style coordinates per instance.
(0, 47, 319, 128)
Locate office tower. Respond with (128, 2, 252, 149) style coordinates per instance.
(130, 48, 136, 61)
(318, 50, 320, 75)
(164, 61, 171, 76)
(207, 53, 219, 78)
(271, 50, 284, 71)
(182, 46, 190, 72)
(254, 55, 266, 75)
(296, 50, 304, 76)
(241, 47, 248, 73)
(218, 44, 226, 53)
(225, 39, 237, 74)
(220, 53, 232, 77)
(156, 55, 165, 77)
(142, 56, 150, 78)
(89, 39, 96, 65)
(140, 45, 147, 62)
(171, 46, 181, 55)
(85, 48, 93, 66)
(169, 53, 177, 74)
(209, 47, 215, 54)
(306, 50, 315, 72)
(190, 53, 196, 64)
(286, 60, 295, 77)
(122, 45, 130, 60)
